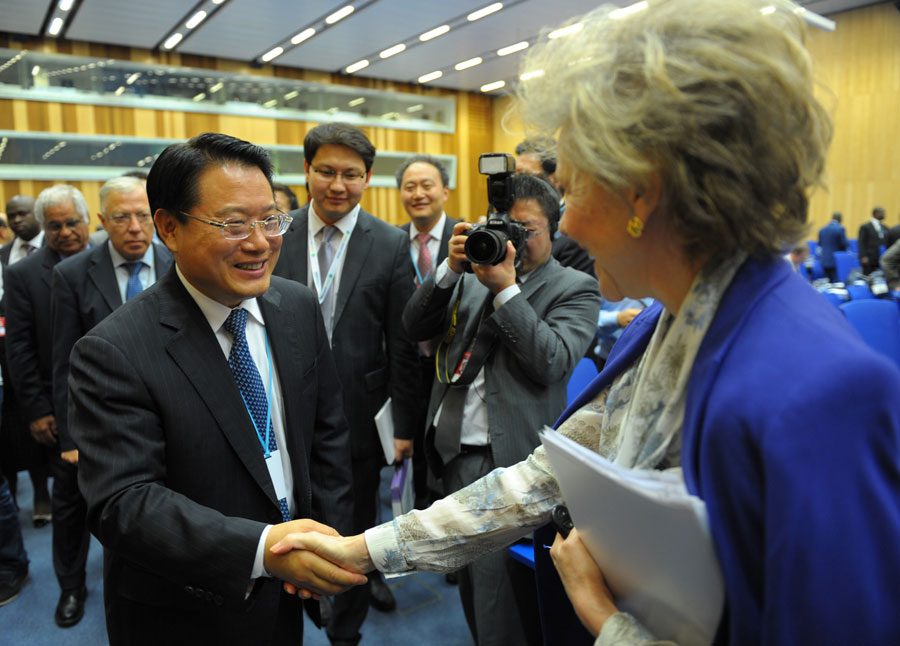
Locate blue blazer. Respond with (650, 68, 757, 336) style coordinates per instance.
(548, 257, 900, 645)
(817, 221, 848, 268)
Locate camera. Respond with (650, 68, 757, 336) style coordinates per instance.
(463, 153, 530, 272)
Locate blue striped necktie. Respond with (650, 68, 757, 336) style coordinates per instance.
(124, 262, 144, 300)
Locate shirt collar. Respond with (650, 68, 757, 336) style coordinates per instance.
(108, 240, 156, 271)
(13, 230, 44, 253)
(308, 201, 360, 238)
(407, 212, 447, 243)
(175, 264, 264, 333)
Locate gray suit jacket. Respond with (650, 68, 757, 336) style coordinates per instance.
(403, 256, 601, 470)
(68, 268, 353, 642)
(50, 241, 173, 451)
(273, 204, 419, 458)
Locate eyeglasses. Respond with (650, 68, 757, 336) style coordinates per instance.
(107, 212, 152, 228)
(516, 222, 549, 237)
(180, 211, 293, 240)
(45, 218, 86, 233)
(310, 166, 367, 184)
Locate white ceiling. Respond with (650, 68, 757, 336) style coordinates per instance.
(0, 0, 883, 94)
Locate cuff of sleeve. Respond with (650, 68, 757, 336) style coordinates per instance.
(364, 521, 410, 574)
(595, 612, 663, 646)
(252, 525, 274, 579)
(435, 258, 461, 289)
(492, 284, 521, 310)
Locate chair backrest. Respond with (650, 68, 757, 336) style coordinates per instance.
(567, 357, 599, 403)
(848, 238, 859, 255)
(822, 290, 847, 308)
(846, 283, 875, 300)
(809, 258, 825, 281)
(839, 299, 900, 368)
(833, 251, 861, 284)
(806, 240, 819, 257)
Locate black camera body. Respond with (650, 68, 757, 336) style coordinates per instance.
(463, 153, 529, 272)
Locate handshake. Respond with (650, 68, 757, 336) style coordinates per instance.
(263, 519, 376, 599)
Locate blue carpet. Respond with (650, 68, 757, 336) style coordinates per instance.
(0, 469, 472, 645)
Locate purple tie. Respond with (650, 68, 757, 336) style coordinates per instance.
(416, 232, 433, 287)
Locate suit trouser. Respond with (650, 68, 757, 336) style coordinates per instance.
(328, 453, 382, 644)
(50, 453, 90, 590)
(443, 447, 543, 646)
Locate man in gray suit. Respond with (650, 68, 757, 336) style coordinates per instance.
(273, 122, 419, 644)
(67, 133, 365, 645)
(402, 173, 601, 646)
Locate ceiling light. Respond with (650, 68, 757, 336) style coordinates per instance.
(481, 81, 505, 92)
(114, 86, 125, 96)
(406, 104, 424, 113)
(520, 69, 545, 81)
(345, 59, 369, 74)
(467, 3, 503, 22)
(163, 33, 184, 49)
(59, 0, 74, 10)
(420, 25, 449, 42)
(48, 17, 64, 35)
(418, 70, 442, 83)
(31, 65, 40, 76)
(381, 111, 399, 119)
(348, 97, 366, 107)
(548, 23, 583, 39)
(497, 41, 528, 56)
(193, 92, 206, 102)
(610, 1, 648, 19)
(186, 10, 207, 29)
(291, 28, 316, 45)
(262, 47, 284, 62)
(380, 43, 406, 59)
(283, 90, 299, 100)
(263, 99, 278, 108)
(210, 81, 224, 93)
(326, 5, 354, 25)
(212, 0, 226, 4)
(760, 6, 776, 15)
(126, 72, 141, 85)
(454, 57, 482, 71)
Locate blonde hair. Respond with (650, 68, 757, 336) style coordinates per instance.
(517, 0, 832, 259)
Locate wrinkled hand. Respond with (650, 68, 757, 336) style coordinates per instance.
(29, 415, 57, 446)
(472, 241, 517, 295)
(60, 449, 79, 465)
(271, 531, 375, 596)
(550, 528, 618, 638)
(393, 438, 413, 462)
(616, 308, 642, 328)
(264, 520, 368, 599)
(446, 222, 473, 274)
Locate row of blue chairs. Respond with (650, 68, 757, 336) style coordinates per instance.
(839, 299, 900, 368)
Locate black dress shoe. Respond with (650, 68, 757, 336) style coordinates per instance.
(368, 573, 396, 612)
(54, 586, 86, 627)
(0, 572, 28, 606)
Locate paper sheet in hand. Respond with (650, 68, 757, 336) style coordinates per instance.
(540, 429, 724, 645)
(374, 397, 395, 464)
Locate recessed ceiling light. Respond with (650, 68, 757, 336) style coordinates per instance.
(48, 17, 64, 35)
(480, 80, 505, 92)
(163, 33, 184, 49)
(420, 25, 450, 42)
(548, 23, 583, 39)
(284, 90, 299, 100)
(520, 69, 545, 81)
(418, 70, 442, 83)
(348, 97, 366, 107)
(262, 47, 284, 62)
(59, 0, 74, 10)
(292, 28, 316, 45)
(186, 10, 207, 29)
(345, 59, 369, 74)
(497, 42, 528, 56)
(326, 5, 354, 25)
(468, 3, 503, 22)
(610, 1, 648, 19)
(380, 44, 406, 59)
(454, 57, 482, 71)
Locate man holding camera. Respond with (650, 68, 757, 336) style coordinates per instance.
(402, 171, 601, 646)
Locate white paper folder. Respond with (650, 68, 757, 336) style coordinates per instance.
(540, 429, 724, 645)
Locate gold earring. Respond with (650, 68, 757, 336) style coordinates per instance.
(626, 215, 644, 238)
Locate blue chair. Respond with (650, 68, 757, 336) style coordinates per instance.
(839, 300, 900, 368)
(846, 283, 875, 300)
(808, 258, 825, 281)
(848, 239, 859, 255)
(822, 291, 845, 308)
(833, 251, 861, 284)
(567, 357, 598, 403)
(806, 240, 819, 257)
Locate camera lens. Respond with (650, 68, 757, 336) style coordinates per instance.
(465, 229, 507, 265)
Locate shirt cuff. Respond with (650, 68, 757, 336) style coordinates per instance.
(364, 521, 410, 573)
(253, 525, 274, 579)
(435, 258, 462, 289)
(492, 284, 521, 310)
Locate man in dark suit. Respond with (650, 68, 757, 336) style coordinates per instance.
(817, 212, 848, 282)
(403, 173, 601, 646)
(859, 206, 887, 275)
(67, 133, 365, 645)
(4, 185, 90, 626)
(395, 154, 458, 511)
(273, 123, 419, 644)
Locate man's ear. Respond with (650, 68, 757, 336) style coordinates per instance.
(154, 210, 179, 252)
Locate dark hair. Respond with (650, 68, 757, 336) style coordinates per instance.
(147, 133, 273, 222)
(272, 183, 300, 210)
(511, 173, 560, 236)
(120, 169, 149, 180)
(873, 206, 886, 216)
(304, 122, 375, 172)
(394, 154, 449, 189)
(515, 136, 558, 177)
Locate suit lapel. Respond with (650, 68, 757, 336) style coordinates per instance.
(40, 247, 61, 290)
(332, 210, 373, 328)
(88, 245, 123, 311)
(438, 216, 456, 264)
(159, 271, 279, 508)
(287, 207, 310, 284)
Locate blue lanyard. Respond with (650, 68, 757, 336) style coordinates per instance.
(236, 329, 274, 459)
(409, 247, 432, 285)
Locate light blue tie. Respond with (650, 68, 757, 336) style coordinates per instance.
(223, 308, 290, 522)
(125, 262, 144, 301)
(318, 225, 339, 337)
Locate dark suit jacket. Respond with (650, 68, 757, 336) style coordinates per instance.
(273, 204, 419, 458)
(403, 256, 601, 470)
(858, 221, 886, 267)
(400, 215, 457, 274)
(68, 269, 353, 643)
(4, 245, 68, 423)
(552, 233, 596, 277)
(817, 221, 848, 268)
(50, 241, 173, 451)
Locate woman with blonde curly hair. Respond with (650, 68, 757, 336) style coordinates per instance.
(272, 1, 900, 643)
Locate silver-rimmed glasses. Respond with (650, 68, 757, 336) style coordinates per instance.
(180, 211, 293, 240)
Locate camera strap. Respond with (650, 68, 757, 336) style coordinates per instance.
(435, 280, 498, 387)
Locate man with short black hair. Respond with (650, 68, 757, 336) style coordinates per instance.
(403, 173, 601, 646)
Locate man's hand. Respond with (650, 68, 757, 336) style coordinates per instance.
(264, 520, 368, 599)
(393, 438, 413, 462)
(61, 449, 79, 465)
(550, 528, 618, 638)
(446, 222, 473, 274)
(29, 415, 57, 446)
(472, 241, 517, 295)
(616, 308, 642, 328)
(270, 531, 375, 597)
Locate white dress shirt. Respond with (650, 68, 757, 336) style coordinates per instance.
(306, 201, 360, 324)
(408, 213, 447, 280)
(8, 231, 45, 265)
(108, 242, 157, 303)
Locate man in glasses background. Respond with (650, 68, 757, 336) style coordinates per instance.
(66, 133, 364, 645)
(273, 122, 419, 646)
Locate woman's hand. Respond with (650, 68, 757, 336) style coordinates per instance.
(550, 528, 619, 637)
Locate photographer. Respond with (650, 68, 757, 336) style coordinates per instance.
(401, 172, 600, 646)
